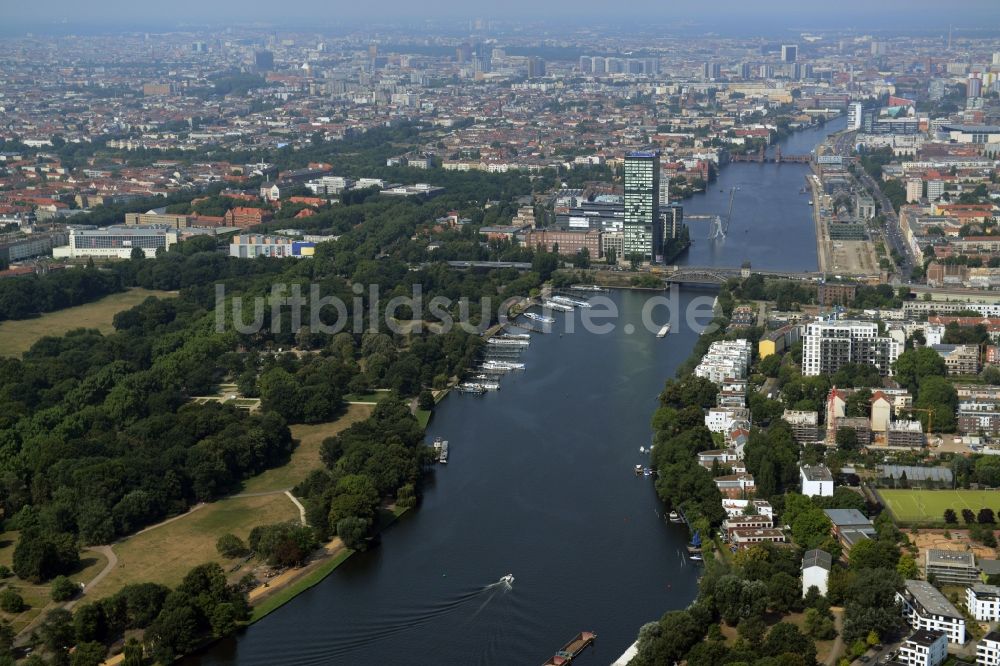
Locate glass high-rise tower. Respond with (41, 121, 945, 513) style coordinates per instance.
(623, 151, 660, 263)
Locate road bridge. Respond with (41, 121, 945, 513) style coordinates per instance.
(661, 265, 824, 285)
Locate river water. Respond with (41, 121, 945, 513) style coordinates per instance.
(191, 116, 844, 666)
(679, 115, 847, 272)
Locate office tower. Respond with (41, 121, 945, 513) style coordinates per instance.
(740, 62, 753, 80)
(847, 102, 863, 130)
(803, 64, 814, 79)
(623, 151, 660, 263)
(473, 54, 492, 74)
(191, 41, 207, 54)
(662, 203, 684, 240)
(592, 57, 606, 75)
(658, 173, 670, 208)
(254, 50, 274, 72)
(792, 63, 802, 80)
(456, 43, 472, 64)
(927, 180, 945, 201)
(703, 61, 721, 80)
(993, 52, 1000, 66)
(527, 57, 546, 78)
(781, 44, 798, 63)
(579, 56, 593, 73)
(968, 72, 983, 98)
(758, 64, 773, 78)
(870, 41, 888, 56)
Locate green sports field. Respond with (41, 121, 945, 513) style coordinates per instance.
(880, 489, 1000, 523)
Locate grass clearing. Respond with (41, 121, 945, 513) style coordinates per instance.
(240, 403, 374, 494)
(880, 489, 1000, 523)
(0, 288, 176, 357)
(87, 494, 299, 599)
(343, 390, 392, 403)
(0, 533, 109, 633)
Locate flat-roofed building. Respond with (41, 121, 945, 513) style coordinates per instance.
(926, 549, 978, 586)
(931, 344, 980, 375)
(888, 419, 925, 447)
(897, 629, 948, 666)
(801, 464, 834, 497)
(523, 228, 602, 258)
(967, 584, 1000, 621)
(783, 410, 819, 445)
(730, 527, 786, 550)
(978, 630, 1000, 666)
(896, 579, 966, 644)
(53, 226, 178, 259)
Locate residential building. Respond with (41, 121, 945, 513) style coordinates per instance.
(694, 339, 752, 384)
(698, 449, 741, 470)
(897, 630, 948, 666)
(926, 549, 978, 586)
(834, 417, 872, 447)
(978, 631, 1000, 666)
(724, 515, 774, 533)
(959, 402, 1000, 436)
(897, 579, 966, 644)
(931, 344, 980, 375)
(800, 464, 834, 497)
(714, 473, 756, 498)
(783, 410, 819, 445)
(907, 178, 924, 203)
(871, 391, 893, 433)
(721, 499, 773, 519)
(229, 234, 315, 259)
(730, 527, 785, 550)
(623, 151, 660, 262)
(802, 321, 900, 377)
(705, 406, 751, 433)
(967, 584, 1000, 621)
(887, 420, 925, 448)
(759, 324, 801, 359)
(224, 207, 272, 228)
(802, 549, 832, 597)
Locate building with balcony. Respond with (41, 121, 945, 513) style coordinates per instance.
(896, 579, 966, 644)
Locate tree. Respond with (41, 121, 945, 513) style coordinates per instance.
(767, 571, 802, 613)
(71, 641, 108, 666)
(417, 390, 435, 411)
(763, 622, 817, 665)
(123, 638, 145, 666)
(979, 508, 996, 524)
(210, 602, 239, 638)
(804, 607, 836, 640)
(893, 347, 947, 393)
(51, 575, 78, 602)
(146, 605, 200, 663)
(897, 555, 919, 580)
(836, 427, 860, 451)
(215, 534, 248, 559)
(12, 531, 80, 583)
(631, 610, 705, 666)
(963, 508, 976, 524)
(336, 516, 369, 550)
(0, 589, 24, 613)
(943, 508, 958, 524)
(39, 608, 74, 654)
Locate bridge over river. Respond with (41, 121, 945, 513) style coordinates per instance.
(661, 264, 823, 285)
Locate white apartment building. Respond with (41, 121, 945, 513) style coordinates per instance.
(897, 579, 966, 644)
(704, 407, 751, 433)
(979, 631, 1000, 666)
(800, 464, 834, 497)
(968, 584, 1000, 621)
(694, 339, 752, 384)
(801, 321, 900, 377)
(897, 630, 948, 666)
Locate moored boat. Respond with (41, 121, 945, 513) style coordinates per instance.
(541, 631, 597, 666)
(656, 323, 671, 338)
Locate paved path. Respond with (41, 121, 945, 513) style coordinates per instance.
(826, 607, 845, 666)
(285, 491, 307, 526)
(15, 546, 118, 644)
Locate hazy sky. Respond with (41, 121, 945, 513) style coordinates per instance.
(6, 0, 1000, 31)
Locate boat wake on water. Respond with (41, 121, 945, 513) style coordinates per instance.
(313, 578, 517, 661)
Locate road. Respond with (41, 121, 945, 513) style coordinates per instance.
(854, 167, 915, 281)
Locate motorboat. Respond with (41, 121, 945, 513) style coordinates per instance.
(501, 574, 514, 585)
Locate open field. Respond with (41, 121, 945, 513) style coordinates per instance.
(86, 494, 299, 599)
(880, 489, 1000, 523)
(0, 532, 110, 633)
(0, 288, 176, 357)
(240, 403, 374, 494)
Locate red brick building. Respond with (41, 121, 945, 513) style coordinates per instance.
(224, 207, 272, 228)
(523, 228, 602, 258)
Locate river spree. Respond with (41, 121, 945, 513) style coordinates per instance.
(679, 115, 847, 271)
(192, 116, 845, 666)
